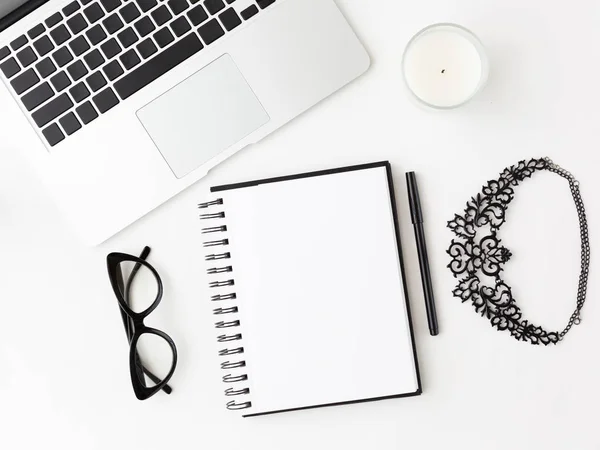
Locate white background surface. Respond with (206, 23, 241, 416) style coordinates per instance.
(1, 0, 599, 449)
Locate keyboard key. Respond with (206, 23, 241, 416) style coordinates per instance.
(86, 24, 107, 45)
(67, 60, 88, 81)
(226, 0, 236, 3)
(170, 16, 191, 37)
(84, 3, 105, 23)
(257, 0, 275, 9)
(198, 18, 224, 45)
(22, 82, 54, 111)
(153, 27, 174, 48)
(81, 0, 93, 4)
(240, 5, 258, 20)
(32, 93, 73, 127)
(42, 123, 65, 146)
(84, 49, 105, 70)
(100, 38, 122, 59)
(45, 12, 63, 28)
(136, 0, 157, 13)
(117, 27, 138, 48)
(27, 24, 46, 40)
(120, 49, 141, 69)
(115, 33, 202, 99)
(151, 5, 172, 26)
(67, 13, 88, 34)
(52, 47, 73, 67)
(50, 24, 71, 45)
(63, 1, 81, 16)
(103, 13, 124, 34)
(76, 101, 98, 124)
(204, 0, 225, 15)
(70, 81, 91, 102)
(33, 36, 55, 56)
(86, 71, 107, 92)
(168, 0, 189, 15)
(103, 60, 124, 80)
(187, 4, 208, 26)
(101, 0, 122, 12)
(134, 17, 155, 37)
(16, 47, 37, 67)
(93, 87, 119, 113)
(59, 112, 82, 135)
(219, 8, 240, 31)
(0, 46, 9, 61)
(120, 2, 141, 23)
(0, 57, 20, 78)
(50, 71, 72, 92)
(136, 38, 157, 59)
(11, 68, 39, 94)
(11, 67, 40, 95)
(69, 35, 90, 56)
(10, 35, 28, 51)
(36, 58, 57, 78)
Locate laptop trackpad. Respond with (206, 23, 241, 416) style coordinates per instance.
(137, 54, 270, 179)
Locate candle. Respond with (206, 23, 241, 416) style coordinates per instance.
(402, 24, 488, 109)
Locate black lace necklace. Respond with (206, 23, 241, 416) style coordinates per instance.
(447, 158, 590, 345)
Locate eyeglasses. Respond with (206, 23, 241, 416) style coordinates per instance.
(106, 247, 178, 400)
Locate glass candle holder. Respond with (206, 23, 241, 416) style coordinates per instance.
(402, 23, 489, 110)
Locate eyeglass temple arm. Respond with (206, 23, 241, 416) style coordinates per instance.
(116, 247, 172, 395)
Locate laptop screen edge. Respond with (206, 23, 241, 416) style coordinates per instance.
(0, 0, 51, 34)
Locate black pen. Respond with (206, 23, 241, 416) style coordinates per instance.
(406, 172, 439, 336)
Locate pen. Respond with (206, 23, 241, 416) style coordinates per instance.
(406, 172, 439, 336)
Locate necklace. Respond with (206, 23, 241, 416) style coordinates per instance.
(446, 158, 590, 345)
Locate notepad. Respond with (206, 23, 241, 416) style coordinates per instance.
(200, 162, 421, 417)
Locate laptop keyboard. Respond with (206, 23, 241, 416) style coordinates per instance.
(0, 0, 276, 147)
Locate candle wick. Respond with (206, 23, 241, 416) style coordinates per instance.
(441, 69, 446, 74)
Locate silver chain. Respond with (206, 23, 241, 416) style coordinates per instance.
(543, 157, 590, 340)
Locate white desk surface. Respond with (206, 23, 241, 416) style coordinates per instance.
(2, 0, 600, 449)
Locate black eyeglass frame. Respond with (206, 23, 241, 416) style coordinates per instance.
(107, 248, 178, 401)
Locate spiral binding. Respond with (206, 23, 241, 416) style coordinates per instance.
(200, 198, 252, 411)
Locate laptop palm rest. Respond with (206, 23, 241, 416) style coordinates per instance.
(137, 54, 270, 179)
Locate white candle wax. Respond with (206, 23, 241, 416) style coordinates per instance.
(402, 24, 488, 109)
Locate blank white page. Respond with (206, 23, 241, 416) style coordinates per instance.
(216, 164, 420, 416)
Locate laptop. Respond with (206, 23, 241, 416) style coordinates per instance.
(0, 0, 370, 245)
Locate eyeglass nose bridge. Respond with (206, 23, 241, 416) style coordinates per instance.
(125, 311, 151, 331)
(119, 291, 164, 321)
